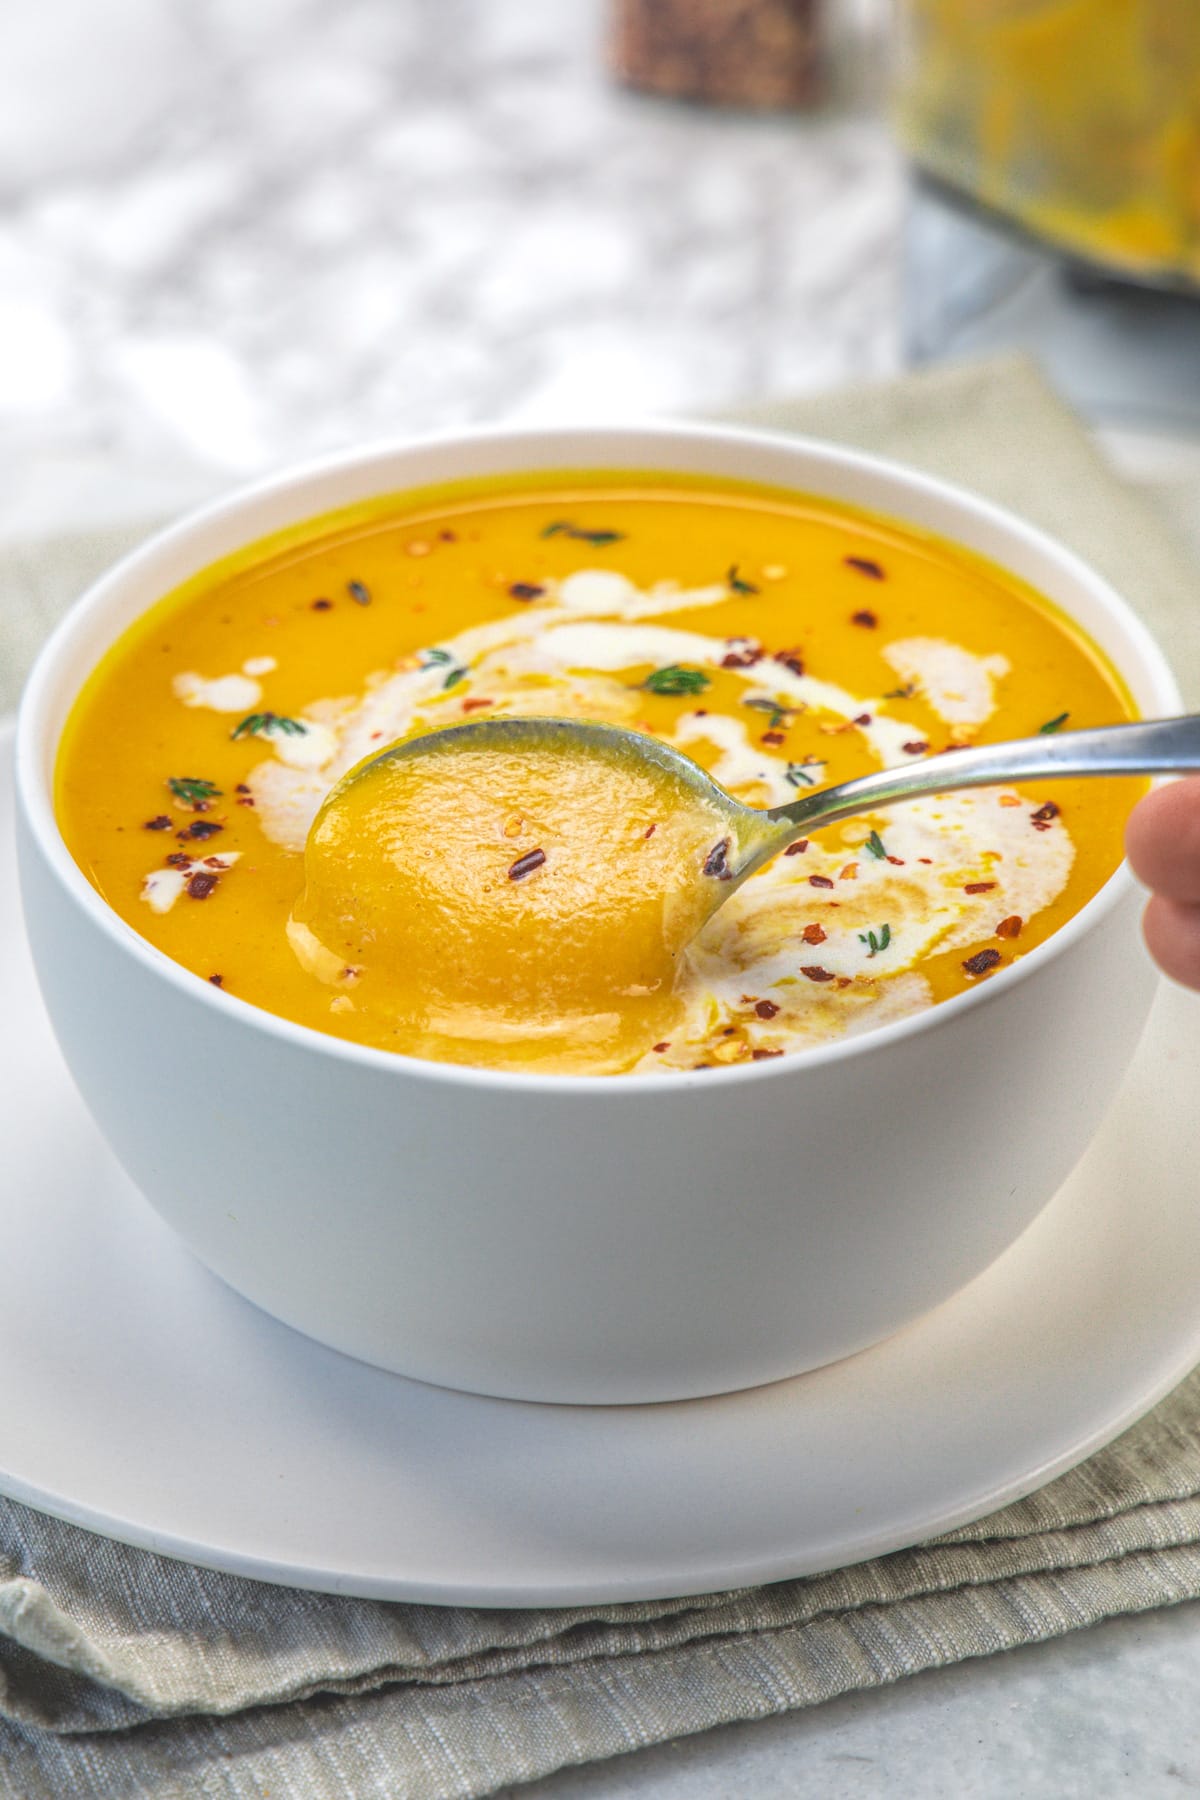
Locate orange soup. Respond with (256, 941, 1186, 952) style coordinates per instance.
(56, 472, 1139, 1075)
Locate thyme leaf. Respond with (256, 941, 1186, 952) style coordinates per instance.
(540, 521, 625, 545)
(742, 696, 803, 730)
(858, 923, 892, 956)
(442, 666, 468, 690)
(883, 682, 917, 700)
(420, 647, 454, 666)
(230, 712, 308, 741)
(784, 760, 820, 788)
(167, 776, 221, 807)
(638, 664, 711, 697)
(1038, 711, 1070, 734)
(864, 828, 887, 860)
(726, 564, 759, 595)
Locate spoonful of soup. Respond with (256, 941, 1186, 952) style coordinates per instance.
(290, 712, 1200, 1063)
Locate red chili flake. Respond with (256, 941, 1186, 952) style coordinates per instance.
(703, 839, 733, 880)
(461, 697, 494, 713)
(644, 823, 657, 838)
(508, 582, 544, 601)
(851, 609, 878, 628)
(143, 815, 172, 831)
(962, 948, 1002, 976)
(844, 555, 885, 580)
(784, 840, 809, 856)
(236, 795, 256, 807)
(693, 708, 708, 718)
(235, 783, 250, 794)
(809, 874, 834, 889)
(721, 639, 763, 669)
(203, 855, 226, 867)
(165, 852, 191, 868)
(439, 529, 457, 542)
(208, 974, 224, 988)
(1031, 801, 1060, 832)
(836, 976, 852, 989)
(754, 999, 780, 1019)
(802, 922, 827, 945)
(761, 729, 786, 746)
(311, 597, 333, 611)
(996, 915, 1023, 939)
(854, 712, 873, 726)
(886, 854, 905, 866)
(902, 740, 929, 755)
(721, 1026, 737, 1036)
(774, 648, 805, 676)
(186, 819, 223, 840)
(507, 847, 546, 881)
(752, 1048, 783, 1061)
(964, 881, 996, 894)
(187, 871, 218, 900)
(801, 965, 836, 983)
(652, 1041, 670, 1053)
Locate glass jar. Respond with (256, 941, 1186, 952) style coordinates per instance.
(896, 1, 1200, 433)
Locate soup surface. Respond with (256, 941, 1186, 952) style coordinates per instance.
(57, 471, 1138, 1075)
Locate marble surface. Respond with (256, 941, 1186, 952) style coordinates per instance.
(0, 0, 898, 541)
(4, 2, 1200, 1795)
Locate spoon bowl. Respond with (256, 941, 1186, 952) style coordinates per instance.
(338, 709, 1200, 932)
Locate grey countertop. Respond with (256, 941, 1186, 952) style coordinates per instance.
(3, 1, 1199, 1793)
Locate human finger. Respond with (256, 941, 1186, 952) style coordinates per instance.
(1125, 779, 1200, 904)
(1142, 893, 1200, 992)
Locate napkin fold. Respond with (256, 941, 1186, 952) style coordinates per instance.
(3, 354, 1200, 1800)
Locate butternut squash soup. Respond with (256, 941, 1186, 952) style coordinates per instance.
(56, 473, 1139, 1075)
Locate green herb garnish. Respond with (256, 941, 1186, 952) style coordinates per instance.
(420, 647, 454, 667)
(784, 761, 820, 788)
(442, 666, 468, 690)
(864, 829, 887, 859)
(883, 682, 917, 701)
(167, 776, 221, 807)
(742, 696, 803, 730)
(638, 664, 711, 697)
(726, 564, 759, 595)
(540, 521, 625, 545)
(230, 712, 308, 741)
(1038, 711, 1069, 734)
(858, 923, 892, 957)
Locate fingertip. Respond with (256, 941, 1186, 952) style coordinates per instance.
(1142, 893, 1200, 992)
(1126, 778, 1200, 901)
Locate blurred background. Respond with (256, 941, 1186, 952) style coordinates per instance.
(1, 0, 1197, 547)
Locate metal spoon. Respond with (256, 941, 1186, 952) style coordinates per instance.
(344, 711, 1200, 908)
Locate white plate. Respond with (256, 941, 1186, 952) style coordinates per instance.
(4, 721, 1200, 1607)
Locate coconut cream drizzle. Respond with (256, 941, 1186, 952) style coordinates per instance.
(141, 852, 241, 914)
(166, 567, 1074, 1057)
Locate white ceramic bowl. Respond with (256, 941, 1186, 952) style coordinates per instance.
(15, 423, 1179, 1404)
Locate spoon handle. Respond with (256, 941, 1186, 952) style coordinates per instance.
(767, 713, 1200, 836)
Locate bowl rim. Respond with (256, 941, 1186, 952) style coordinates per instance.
(14, 416, 1181, 1097)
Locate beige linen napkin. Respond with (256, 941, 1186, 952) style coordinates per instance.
(3, 354, 1200, 1799)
